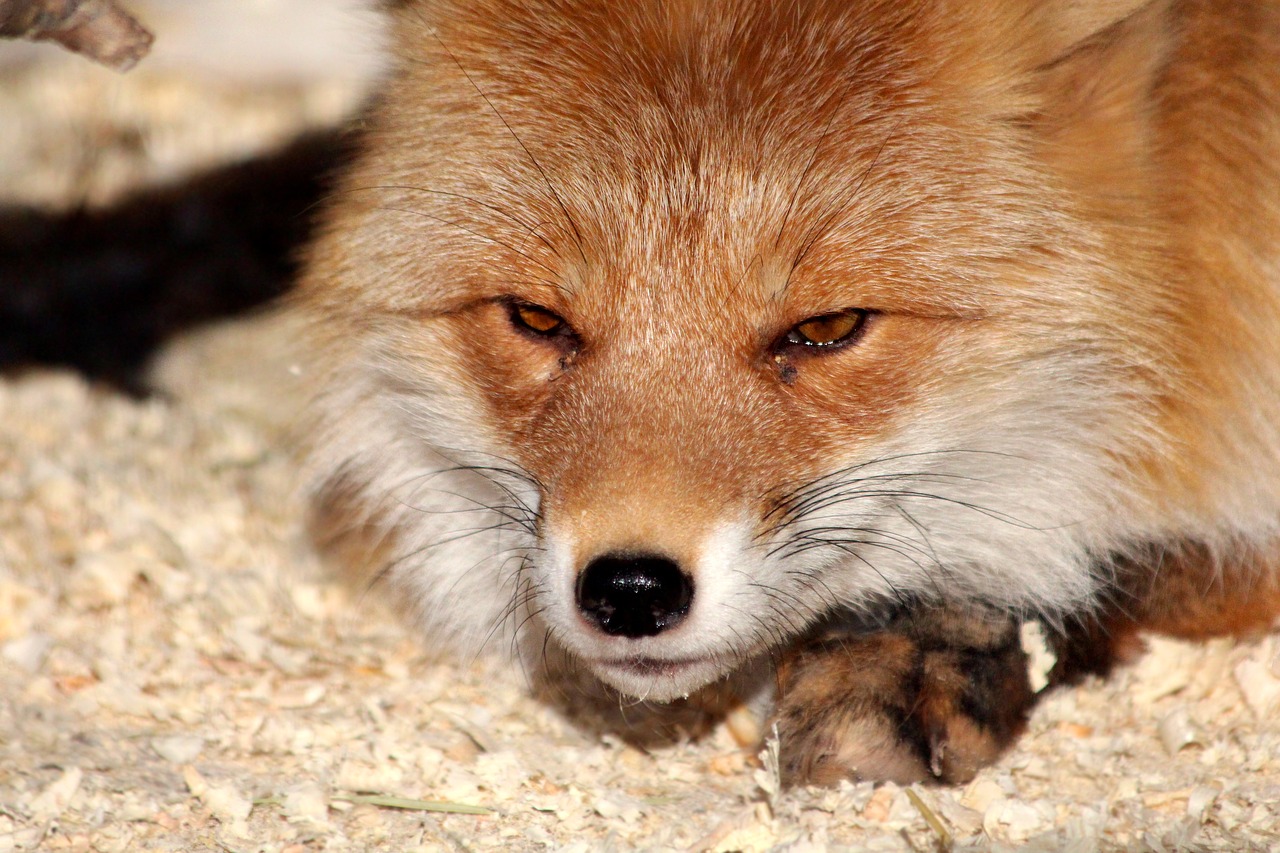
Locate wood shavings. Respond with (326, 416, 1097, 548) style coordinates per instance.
(331, 792, 492, 815)
(28, 767, 82, 820)
(0, 582, 46, 643)
(753, 723, 782, 814)
(725, 702, 763, 748)
(1020, 620, 1057, 692)
(1158, 707, 1201, 755)
(961, 776, 1006, 813)
(274, 682, 327, 709)
(151, 735, 204, 764)
(64, 550, 140, 607)
(1234, 637, 1280, 718)
(1, 632, 52, 672)
(1185, 785, 1219, 823)
(982, 799, 1050, 843)
(904, 787, 951, 848)
(282, 782, 331, 825)
(182, 765, 253, 825)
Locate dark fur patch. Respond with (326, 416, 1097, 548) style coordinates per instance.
(774, 605, 1035, 785)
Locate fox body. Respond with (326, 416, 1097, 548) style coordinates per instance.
(300, 0, 1280, 783)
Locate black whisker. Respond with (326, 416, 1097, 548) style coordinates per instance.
(374, 204, 563, 284)
(349, 183, 564, 261)
(428, 31, 589, 266)
(792, 117, 904, 269)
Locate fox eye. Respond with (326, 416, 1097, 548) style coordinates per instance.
(508, 300, 570, 337)
(783, 309, 868, 349)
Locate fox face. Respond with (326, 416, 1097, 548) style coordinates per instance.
(302, 0, 1280, 759)
(303, 0, 1164, 701)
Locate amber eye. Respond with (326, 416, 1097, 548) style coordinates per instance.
(508, 300, 569, 337)
(784, 309, 868, 349)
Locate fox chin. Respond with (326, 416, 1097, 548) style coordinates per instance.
(298, 0, 1280, 784)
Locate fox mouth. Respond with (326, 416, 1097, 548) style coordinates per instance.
(598, 655, 710, 676)
(588, 654, 728, 700)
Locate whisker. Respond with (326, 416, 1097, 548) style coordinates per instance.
(792, 117, 904, 268)
(373, 204, 563, 282)
(346, 183, 564, 261)
(428, 30, 589, 266)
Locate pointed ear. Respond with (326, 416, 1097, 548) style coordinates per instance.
(933, 0, 1169, 102)
(1040, 0, 1163, 62)
(1031, 0, 1173, 218)
(1034, 0, 1172, 118)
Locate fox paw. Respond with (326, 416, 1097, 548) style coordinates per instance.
(772, 607, 1036, 786)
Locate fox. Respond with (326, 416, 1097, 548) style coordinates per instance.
(297, 0, 1280, 786)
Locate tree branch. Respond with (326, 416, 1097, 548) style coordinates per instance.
(0, 0, 153, 71)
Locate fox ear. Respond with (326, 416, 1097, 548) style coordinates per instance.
(1038, 0, 1162, 62)
(1032, 0, 1172, 111)
(1029, 0, 1173, 214)
(941, 0, 1169, 99)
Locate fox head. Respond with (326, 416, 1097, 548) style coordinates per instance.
(302, 0, 1183, 699)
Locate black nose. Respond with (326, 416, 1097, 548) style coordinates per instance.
(575, 553, 694, 638)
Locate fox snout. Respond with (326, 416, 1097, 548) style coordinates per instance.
(576, 553, 694, 638)
(522, 346, 797, 697)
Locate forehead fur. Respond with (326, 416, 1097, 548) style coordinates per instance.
(357, 0, 1069, 316)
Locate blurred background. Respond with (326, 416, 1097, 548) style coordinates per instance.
(0, 0, 388, 391)
(0, 0, 387, 207)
